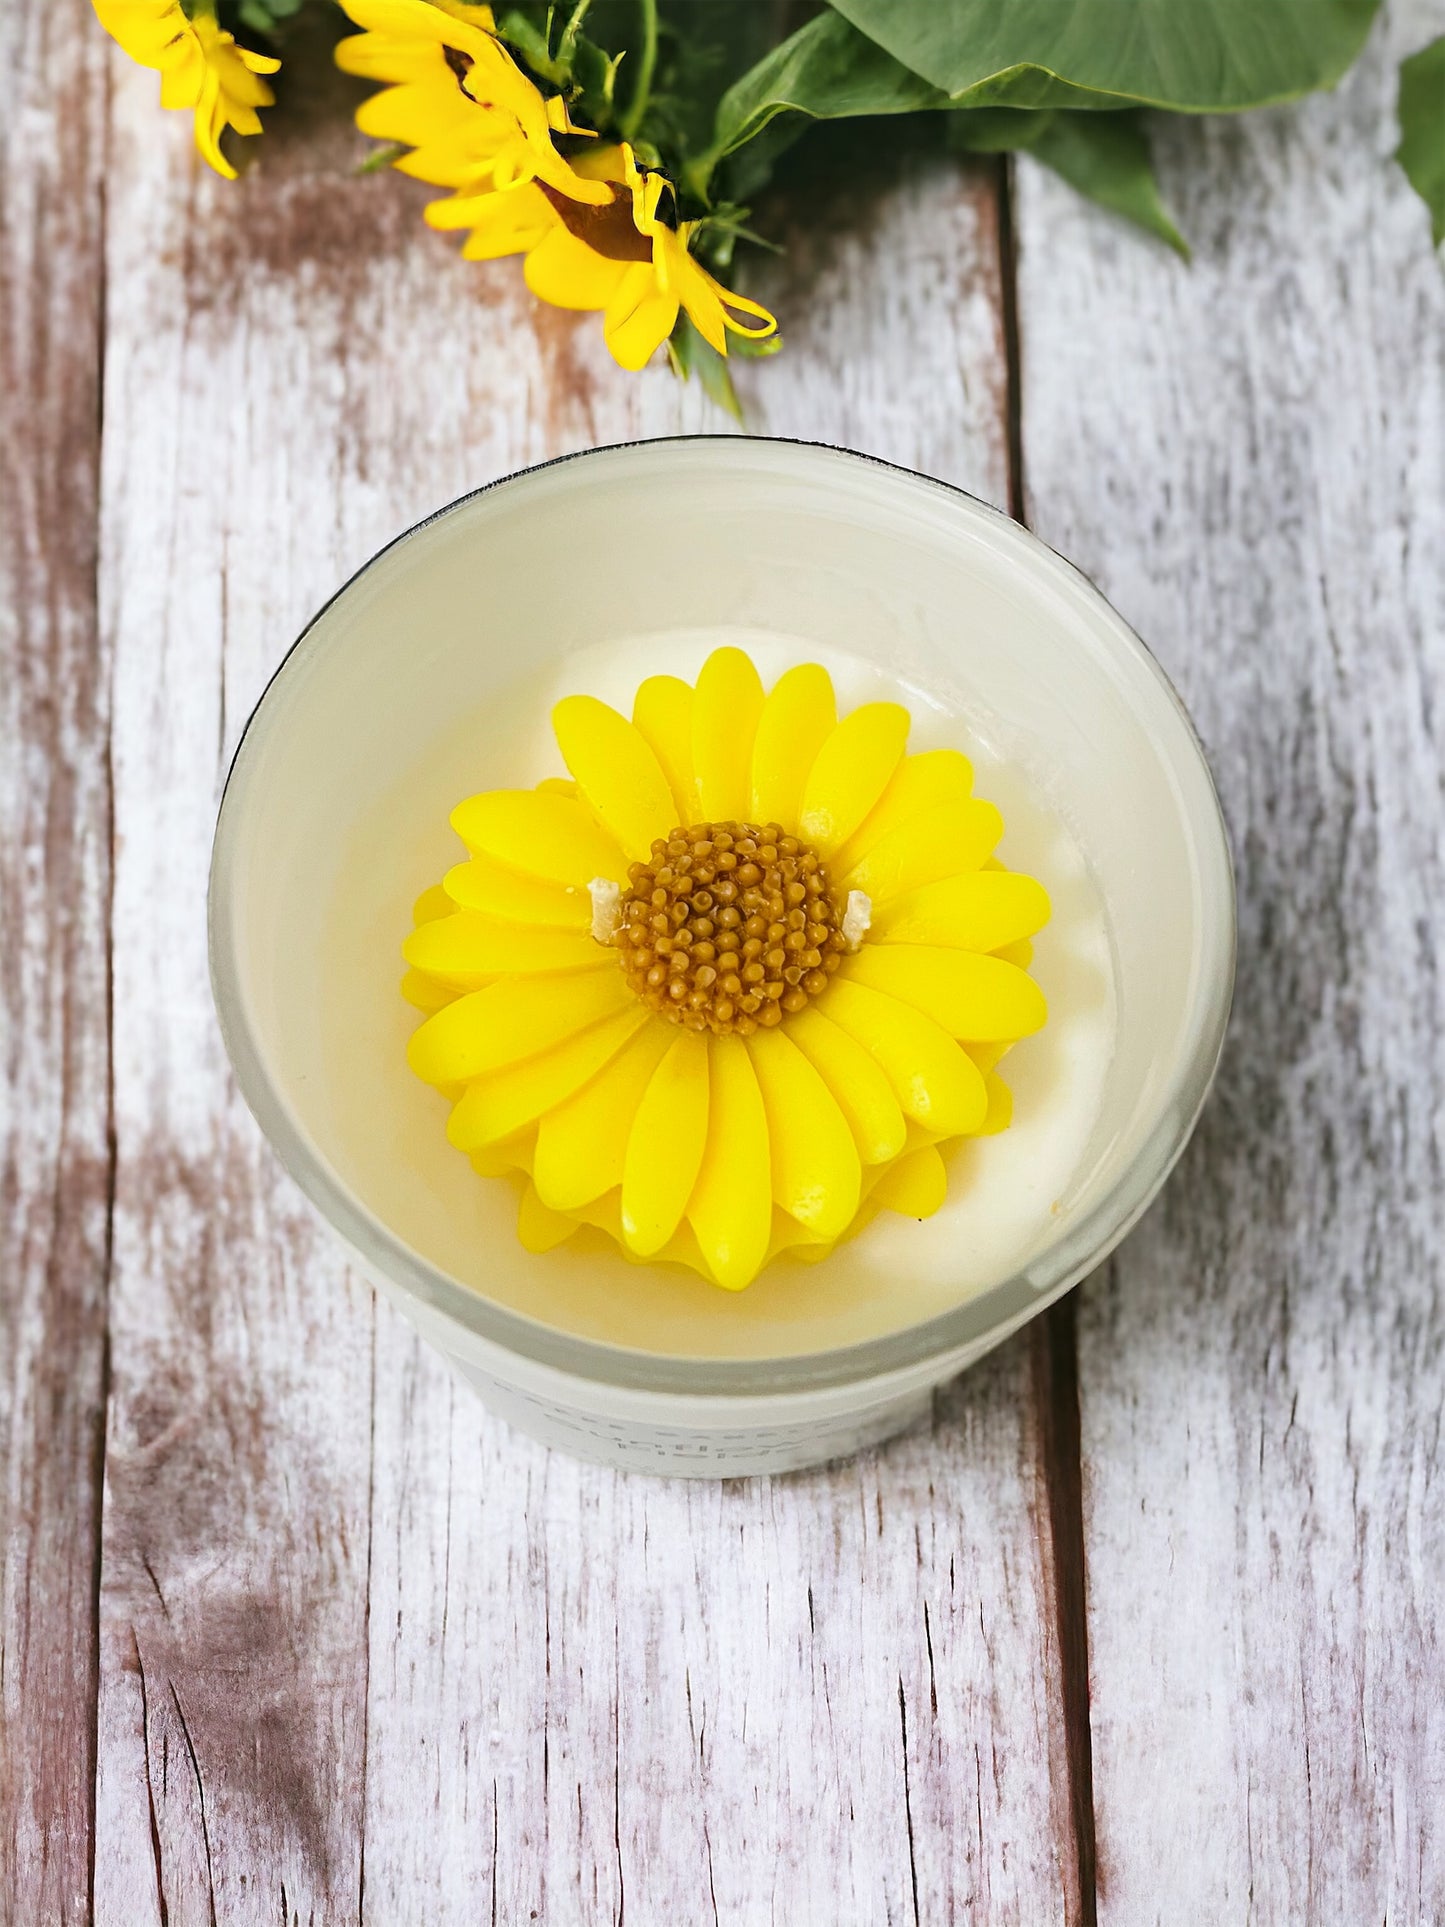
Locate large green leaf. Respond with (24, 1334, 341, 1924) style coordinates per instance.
(1027, 114, 1188, 256)
(826, 0, 1382, 113)
(1396, 36, 1445, 247)
(710, 11, 951, 161)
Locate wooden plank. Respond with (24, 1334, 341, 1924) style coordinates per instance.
(0, 4, 110, 1922)
(355, 152, 1084, 1925)
(1014, 4, 1445, 1916)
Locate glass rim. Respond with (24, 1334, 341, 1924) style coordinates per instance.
(209, 435, 1237, 1398)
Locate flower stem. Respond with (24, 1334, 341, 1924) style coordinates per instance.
(619, 0, 658, 142)
(557, 0, 594, 64)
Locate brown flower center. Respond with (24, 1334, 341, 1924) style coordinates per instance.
(616, 821, 848, 1037)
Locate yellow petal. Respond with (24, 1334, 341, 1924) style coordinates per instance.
(870, 1144, 947, 1218)
(833, 750, 976, 874)
(400, 968, 455, 1012)
(821, 979, 988, 1136)
(799, 703, 911, 855)
(621, 1030, 709, 1256)
(995, 938, 1034, 968)
(787, 1006, 907, 1165)
(518, 1183, 579, 1253)
(839, 800, 1003, 903)
(533, 1022, 673, 1210)
(412, 884, 454, 925)
(692, 647, 764, 822)
(408, 968, 631, 1085)
(749, 664, 836, 827)
(450, 788, 626, 887)
(844, 946, 1047, 1042)
(536, 777, 578, 797)
(965, 1040, 1011, 1075)
(870, 870, 1051, 951)
(524, 226, 625, 312)
(551, 694, 677, 863)
(603, 262, 678, 371)
(979, 1073, 1013, 1136)
(403, 914, 607, 986)
(747, 1027, 860, 1240)
(632, 675, 697, 823)
(442, 857, 588, 928)
(469, 1129, 535, 1178)
(447, 1005, 646, 1149)
(686, 1034, 772, 1290)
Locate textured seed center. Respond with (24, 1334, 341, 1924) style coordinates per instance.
(616, 821, 848, 1037)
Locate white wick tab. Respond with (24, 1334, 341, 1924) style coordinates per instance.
(842, 889, 872, 952)
(588, 877, 622, 944)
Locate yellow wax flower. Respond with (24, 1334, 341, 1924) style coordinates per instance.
(335, 0, 610, 206)
(402, 650, 1051, 1292)
(92, 0, 279, 180)
(427, 142, 777, 370)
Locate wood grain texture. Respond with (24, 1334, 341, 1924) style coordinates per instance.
(0, 4, 111, 1921)
(86, 29, 1079, 1927)
(1015, 3, 1445, 1918)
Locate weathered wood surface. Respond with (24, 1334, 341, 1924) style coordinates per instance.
(82, 33, 1081, 1927)
(0, 4, 111, 1923)
(5, 0, 1443, 1917)
(1016, 3, 1445, 1919)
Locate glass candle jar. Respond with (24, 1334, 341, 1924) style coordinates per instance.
(209, 439, 1234, 1476)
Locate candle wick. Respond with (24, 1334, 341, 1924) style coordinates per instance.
(842, 890, 872, 952)
(588, 877, 622, 944)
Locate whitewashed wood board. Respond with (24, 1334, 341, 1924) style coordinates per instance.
(1016, 2, 1445, 1918)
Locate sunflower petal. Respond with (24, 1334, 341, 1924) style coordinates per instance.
(822, 978, 988, 1136)
(747, 1027, 860, 1240)
(965, 1040, 1011, 1075)
(403, 914, 607, 985)
(870, 870, 1051, 951)
(844, 946, 1047, 1042)
(412, 884, 454, 925)
(447, 1005, 646, 1149)
(533, 1023, 673, 1211)
(603, 262, 678, 371)
(407, 968, 631, 1085)
(749, 664, 836, 827)
(518, 1183, 580, 1253)
(979, 1073, 1013, 1135)
(834, 750, 977, 872)
(442, 858, 588, 928)
(450, 788, 626, 887)
(524, 227, 625, 312)
(686, 1034, 772, 1290)
(621, 1030, 709, 1256)
(785, 1006, 906, 1166)
(632, 675, 697, 823)
(839, 800, 1003, 903)
(798, 703, 911, 855)
(692, 647, 764, 822)
(870, 1144, 948, 1218)
(400, 968, 455, 1013)
(994, 938, 1034, 969)
(552, 694, 677, 862)
(469, 1128, 535, 1178)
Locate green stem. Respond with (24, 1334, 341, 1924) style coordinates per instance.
(619, 0, 658, 141)
(557, 0, 594, 62)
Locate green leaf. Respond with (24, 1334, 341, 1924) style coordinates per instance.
(826, 0, 1382, 113)
(668, 313, 744, 423)
(1396, 35, 1445, 247)
(947, 108, 1058, 153)
(1028, 112, 1189, 257)
(711, 11, 951, 162)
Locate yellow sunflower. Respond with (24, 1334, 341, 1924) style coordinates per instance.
(335, 0, 609, 205)
(92, 0, 279, 180)
(401, 649, 1051, 1292)
(426, 141, 778, 370)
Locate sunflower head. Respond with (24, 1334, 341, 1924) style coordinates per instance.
(402, 649, 1051, 1292)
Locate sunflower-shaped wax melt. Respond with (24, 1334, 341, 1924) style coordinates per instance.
(401, 649, 1051, 1290)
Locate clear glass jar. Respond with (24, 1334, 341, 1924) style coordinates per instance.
(209, 439, 1235, 1476)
